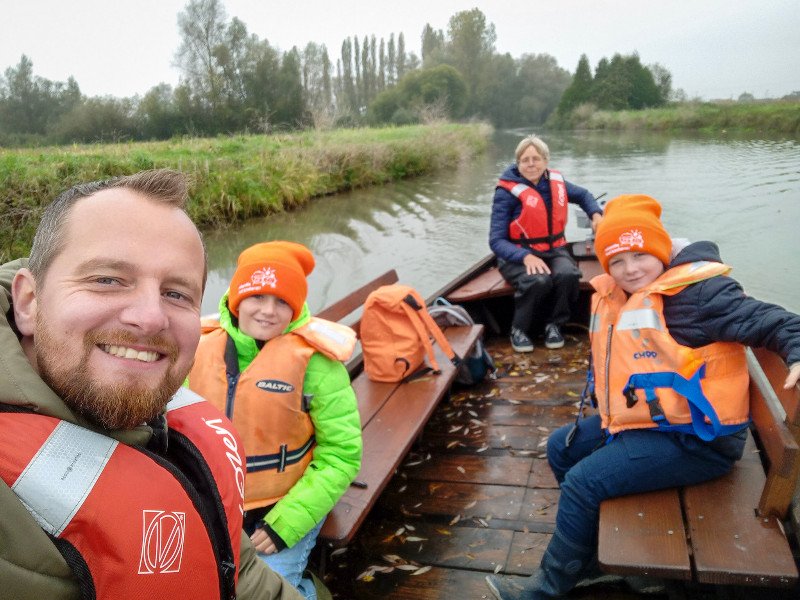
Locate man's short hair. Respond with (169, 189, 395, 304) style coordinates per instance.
(28, 169, 207, 287)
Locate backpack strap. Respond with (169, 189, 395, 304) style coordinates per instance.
(400, 292, 460, 373)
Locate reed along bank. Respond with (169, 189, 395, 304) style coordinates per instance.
(552, 100, 800, 135)
(0, 122, 492, 263)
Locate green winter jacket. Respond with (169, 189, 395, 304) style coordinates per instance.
(0, 258, 302, 600)
(192, 293, 363, 549)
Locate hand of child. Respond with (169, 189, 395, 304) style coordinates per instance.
(250, 526, 278, 555)
(784, 363, 800, 390)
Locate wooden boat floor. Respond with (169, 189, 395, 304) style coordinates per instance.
(322, 332, 800, 599)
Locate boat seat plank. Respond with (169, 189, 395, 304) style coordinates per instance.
(445, 259, 603, 304)
(683, 446, 798, 586)
(598, 489, 691, 580)
(319, 324, 483, 547)
(599, 348, 800, 587)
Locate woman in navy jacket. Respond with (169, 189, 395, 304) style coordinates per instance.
(489, 135, 602, 352)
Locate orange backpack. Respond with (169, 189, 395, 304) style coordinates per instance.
(360, 284, 460, 382)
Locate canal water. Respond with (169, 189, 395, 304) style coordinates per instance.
(201, 128, 800, 316)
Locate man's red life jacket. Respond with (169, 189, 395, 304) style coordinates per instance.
(0, 388, 244, 599)
(497, 169, 569, 252)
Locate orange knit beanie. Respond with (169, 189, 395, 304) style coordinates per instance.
(228, 241, 315, 320)
(594, 195, 672, 273)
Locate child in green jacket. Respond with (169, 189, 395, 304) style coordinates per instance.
(189, 241, 362, 599)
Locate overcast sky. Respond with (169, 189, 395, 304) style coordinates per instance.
(1, 0, 798, 101)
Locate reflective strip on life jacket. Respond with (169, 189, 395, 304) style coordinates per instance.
(247, 435, 316, 473)
(11, 420, 116, 536)
(616, 308, 664, 331)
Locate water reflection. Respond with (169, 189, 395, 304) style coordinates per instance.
(202, 129, 800, 315)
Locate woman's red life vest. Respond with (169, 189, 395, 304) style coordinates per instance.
(189, 317, 356, 511)
(0, 388, 244, 599)
(589, 261, 750, 440)
(497, 169, 569, 252)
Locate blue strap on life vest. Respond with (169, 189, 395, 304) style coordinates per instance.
(625, 365, 722, 442)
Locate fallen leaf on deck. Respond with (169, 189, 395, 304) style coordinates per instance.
(382, 554, 403, 564)
(405, 523, 416, 531)
(494, 564, 503, 574)
(412, 565, 432, 575)
(464, 500, 477, 509)
(456, 466, 466, 474)
(395, 527, 406, 537)
(405, 536, 428, 542)
(330, 548, 348, 558)
(437, 528, 452, 535)
(476, 445, 489, 453)
(449, 514, 462, 525)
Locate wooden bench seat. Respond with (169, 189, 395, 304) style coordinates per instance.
(445, 255, 603, 304)
(319, 325, 482, 547)
(598, 346, 800, 587)
(313, 270, 484, 549)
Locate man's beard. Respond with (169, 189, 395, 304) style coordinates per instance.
(34, 320, 183, 431)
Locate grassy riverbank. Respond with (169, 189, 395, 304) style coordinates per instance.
(552, 100, 800, 134)
(0, 122, 492, 263)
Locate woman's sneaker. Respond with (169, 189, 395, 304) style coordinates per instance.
(544, 324, 565, 349)
(510, 327, 534, 352)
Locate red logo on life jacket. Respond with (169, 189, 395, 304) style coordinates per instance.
(138, 510, 187, 574)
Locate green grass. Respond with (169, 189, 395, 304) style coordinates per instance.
(551, 100, 800, 134)
(0, 123, 493, 263)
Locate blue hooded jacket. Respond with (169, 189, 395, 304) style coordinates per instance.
(663, 241, 800, 367)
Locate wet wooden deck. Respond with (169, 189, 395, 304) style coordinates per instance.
(320, 330, 800, 600)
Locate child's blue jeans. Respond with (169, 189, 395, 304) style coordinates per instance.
(546, 414, 746, 549)
(259, 519, 325, 600)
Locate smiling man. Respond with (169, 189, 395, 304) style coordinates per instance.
(0, 170, 301, 600)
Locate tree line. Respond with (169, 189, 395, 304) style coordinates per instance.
(0, 0, 675, 146)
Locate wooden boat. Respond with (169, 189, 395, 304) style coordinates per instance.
(312, 240, 800, 599)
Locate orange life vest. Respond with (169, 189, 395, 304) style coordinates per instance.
(0, 388, 244, 599)
(189, 318, 356, 510)
(589, 261, 750, 440)
(498, 169, 569, 252)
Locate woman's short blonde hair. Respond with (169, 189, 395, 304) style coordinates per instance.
(515, 135, 550, 163)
